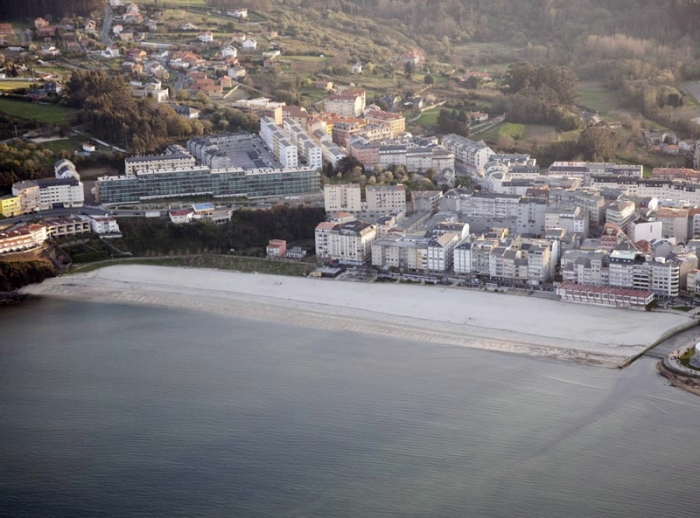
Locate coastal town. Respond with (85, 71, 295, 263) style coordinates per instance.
(2, 0, 700, 321)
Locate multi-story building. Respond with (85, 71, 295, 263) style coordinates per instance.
(628, 218, 663, 243)
(655, 208, 689, 243)
(364, 110, 406, 137)
(12, 181, 41, 214)
(96, 166, 320, 204)
(608, 250, 680, 297)
(125, 145, 196, 176)
(323, 89, 366, 117)
(282, 119, 322, 170)
(42, 215, 91, 238)
(545, 204, 589, 238)
(188, 133, 254, 163)
(441, 135, 494, 172)
(260, 117, 298, 168)
(414, 191, 443, 213)
(231, 98, 284, 124)
(561, 250, 610, 287)
(371, 234, 428, 271)
(427, 232, 459, 273)
(323, 220, 377, 266)
(366, 185, 406, 216)
(324, 184, 362, 213)
(605, 200, 636, 232)
(0, 195, 21, 217)
(34, 177, 84, 210)
(89, 215, 121, 236)
(549, 162, 643, 184)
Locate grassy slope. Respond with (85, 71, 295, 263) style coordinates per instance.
(0, 98, 77, 124)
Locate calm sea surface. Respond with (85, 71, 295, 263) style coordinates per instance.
(2, 297, 700, 518)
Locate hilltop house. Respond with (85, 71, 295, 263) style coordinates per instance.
(242, 38, 257, 51)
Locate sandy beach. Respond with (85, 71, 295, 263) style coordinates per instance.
(21, 264, 697, 367)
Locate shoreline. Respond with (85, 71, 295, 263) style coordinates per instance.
(20, 264, 696, 368)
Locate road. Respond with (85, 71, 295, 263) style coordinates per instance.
(0, 206, 109, 226)
(174, 71, 185, 92)
(100, 4, 113, 46)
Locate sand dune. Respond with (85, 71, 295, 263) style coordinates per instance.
(21, 265, 697, 367)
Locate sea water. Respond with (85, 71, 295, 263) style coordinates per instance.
(1, 297, 699, 517)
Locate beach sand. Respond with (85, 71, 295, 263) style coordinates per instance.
(21, 265, 697, 368)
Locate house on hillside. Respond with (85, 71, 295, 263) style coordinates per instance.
(198, 31, 213, 43)
(221, 46, 237, 58)
(351, 62, 363, 75)
(242, 38, 257, 51)
(400, 48, 424, 66)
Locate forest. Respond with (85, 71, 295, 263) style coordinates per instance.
(114, 206, 325, 257)
(0, 0, 103, 19)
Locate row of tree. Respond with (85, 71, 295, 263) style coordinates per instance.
(115, 206, 325, 257)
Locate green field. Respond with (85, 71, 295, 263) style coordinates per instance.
(36, 136, 84, 153)
(0, 81, 35, 91)
(416, 107, 441, 126)
(0, 98, 77, 124)
(576, 81, 619, 116)
(499, 122, 525, 139)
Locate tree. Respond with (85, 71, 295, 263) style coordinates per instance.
(424, 74, 435, 84)
(404, 61, 415, 80)
(578, 125, 619, 161)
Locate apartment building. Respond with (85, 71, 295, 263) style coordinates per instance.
(324, 184, 362, 213)
(427, 232, 460, 273)
(605, 200, 636, 232)
(231, 98, 284, 124)
(0, 195, 21, 217)
(371, 234, 428, 271)
(366, 185, 406, 216)
(125, 145, 196, 176)
(323, 89, 366, 117)
(283, 119, 323, 170)
(324, 220, 377, 266)
(655, 208, 689, 242)
(34, 177, 84, 210)
(441, 135, 494, 172)
(260, 117, 299, 168)
(549, 162, 643, 184)
(364, 109, 406, 137)
(11, 181, 41, 214)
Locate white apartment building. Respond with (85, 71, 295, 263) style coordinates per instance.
(655, 208, 689, 243)
(366, 185, 406, 216)
(608, 250, 680, 297)
(628, 219, 663, 243)
(545, 205, 589, 238)
(453, 237, 553, 283)
(323, 89, 366, 117)
(12, 181, 41, 214)
(125, 145, 195, 176)
(427, 232, 459, 273)
(260, 117, 298, 168)
(561, 250, 610, 287)
(324, 220, 377, 266)
(549, 162, 643, 184)
(324, 184, 362, 213)
(441, 135, 494, 172)
(605, 200, 636, 232)
(282, 119, 322, 170)
(371, 234, 428, 271)
(89, 215, 121, 236)
(35, 177, 84, 210)
(687, 269, 700, 294)
(462, 193, 521, 219)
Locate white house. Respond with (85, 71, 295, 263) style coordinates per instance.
(112, 24, 123, 35)
(89, 215, 121, 237)
(351, 62, 363, 74)
(198, 31, 213, 43)
(242, 38, 257, 51)
(221, 46, 237, 58)
(101, 46, 120, 58)
(232, 8, 248, 19)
